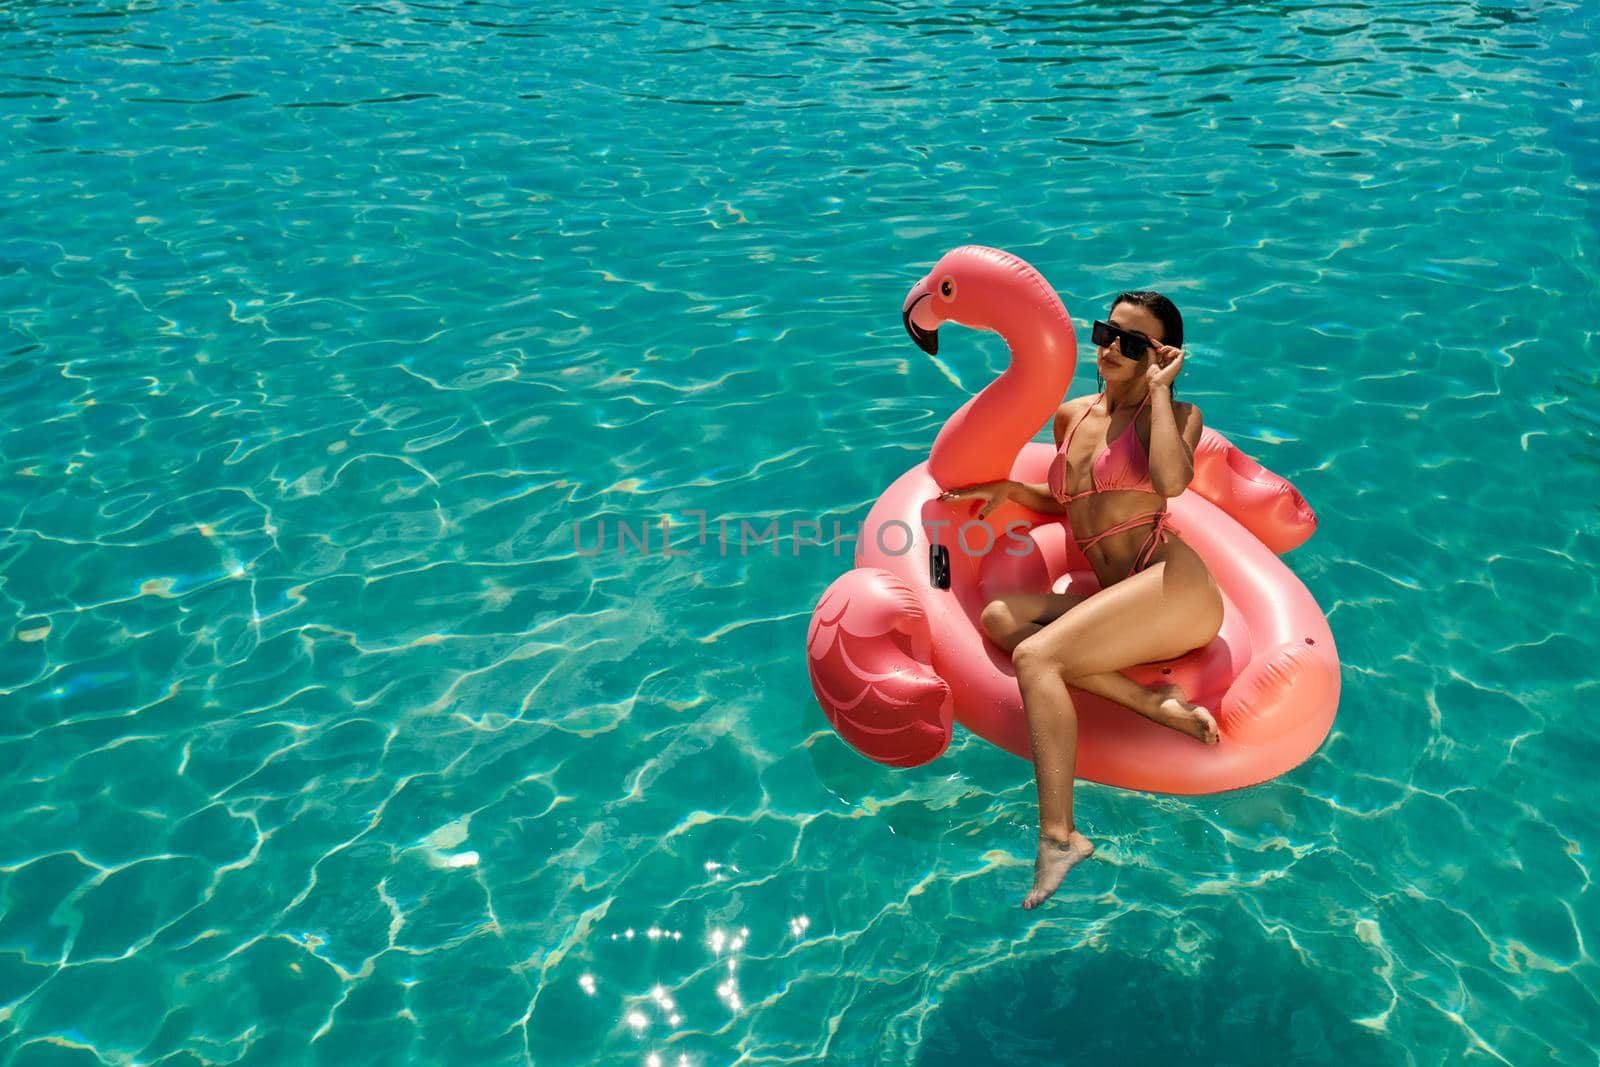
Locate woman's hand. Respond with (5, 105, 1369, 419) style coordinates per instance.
(937, 480, 1012, 520)
(1146, 342, 1184, 390)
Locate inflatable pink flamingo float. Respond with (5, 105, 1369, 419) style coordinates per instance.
(804, 246, 1339, 794)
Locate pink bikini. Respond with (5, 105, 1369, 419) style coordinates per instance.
(1046, 390, 1177, 575)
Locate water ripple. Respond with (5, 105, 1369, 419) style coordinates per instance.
(1, 0, 1597, 1063)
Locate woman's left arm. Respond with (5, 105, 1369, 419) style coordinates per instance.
(1144, 343, 1205, 498)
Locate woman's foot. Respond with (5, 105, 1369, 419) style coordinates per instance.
(1152, 684, 1220, 744)
(1022, 830, 1095, 909)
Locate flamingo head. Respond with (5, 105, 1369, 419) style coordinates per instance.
(901, 245, 1054, 356)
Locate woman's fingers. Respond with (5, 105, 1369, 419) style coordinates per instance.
(941, 487, 1001, 519)
(942, 484, 1010, 519)
(940, 484, 986, 500)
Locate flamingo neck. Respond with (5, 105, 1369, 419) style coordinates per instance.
(927, 311, 1076, 490)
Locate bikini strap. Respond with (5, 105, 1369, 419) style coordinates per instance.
(1133, 389, 1153, 443)
(1114, 388, 1153, 419)
(1111, 388, 1153, 446)
(1076, 509, 1176, 572)
(1059, 391, 1101, 453)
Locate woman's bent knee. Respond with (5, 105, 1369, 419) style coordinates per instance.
(1012, 638, 1059, 680)
(980, 598, 1014, 640)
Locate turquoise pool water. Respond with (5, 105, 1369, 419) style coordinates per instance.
(2, 0, 1597, 1063)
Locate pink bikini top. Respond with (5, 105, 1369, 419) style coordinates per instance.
(1047, 390, 1158, 504)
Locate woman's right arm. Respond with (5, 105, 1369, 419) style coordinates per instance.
(939, 478, 1068, 516)
(1005, 480, 1069, 515)
(940, 401, 1077, 516)
(1008, 399, 1076, 514)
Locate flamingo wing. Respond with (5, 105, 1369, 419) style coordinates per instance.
(805, 568, 954, 768)
(1190, 428, 1318, 554)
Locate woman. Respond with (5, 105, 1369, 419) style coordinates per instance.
(937, 291, 1226, 910)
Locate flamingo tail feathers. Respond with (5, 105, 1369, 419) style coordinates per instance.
(805, 567, 955, 768)
(1189, 428, 1317, 554)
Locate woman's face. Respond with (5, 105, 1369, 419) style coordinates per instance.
(1095, 302, 1166, 384)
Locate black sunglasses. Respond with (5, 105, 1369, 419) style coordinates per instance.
(1092, 320, 1153, 361)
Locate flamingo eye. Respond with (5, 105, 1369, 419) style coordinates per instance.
(939, 277, 956, 300)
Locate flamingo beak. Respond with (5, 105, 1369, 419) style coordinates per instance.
(902, 285, 939, 355)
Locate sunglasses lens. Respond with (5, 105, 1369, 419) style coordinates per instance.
(1094, 321, 1149, 359)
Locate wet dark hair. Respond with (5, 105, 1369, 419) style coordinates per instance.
(1096, 290, 1184, 398)
(1111, 290, 1183, 349)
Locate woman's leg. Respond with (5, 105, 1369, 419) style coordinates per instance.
(980, 591, 1086, 649)
(982, 592, 1218, 742)
(1012, 639, 1095, 909)
(1010, 548, 1225, 909)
